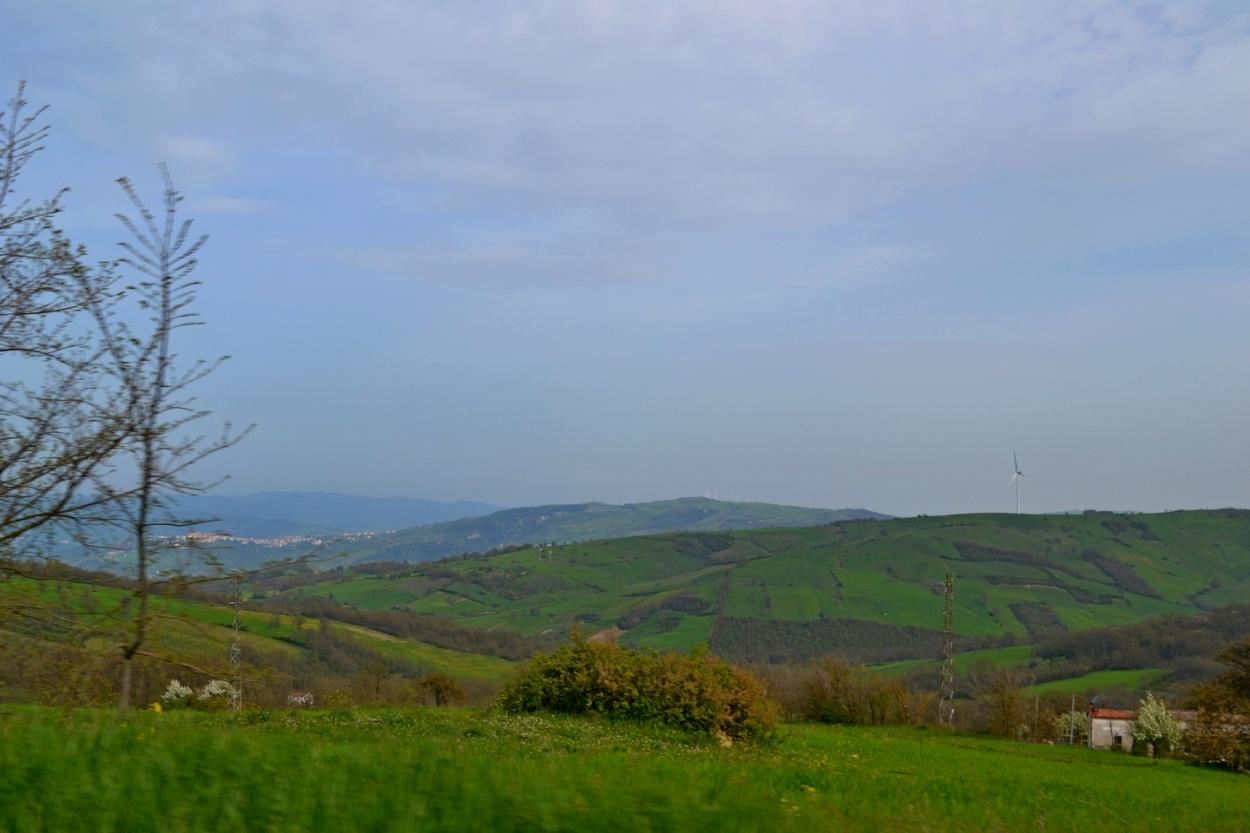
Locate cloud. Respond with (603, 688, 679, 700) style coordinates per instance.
(17, 1, 1250, 230)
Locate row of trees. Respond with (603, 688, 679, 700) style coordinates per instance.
(1, 82, 244, 712)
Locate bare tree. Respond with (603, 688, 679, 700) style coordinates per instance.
(0, 83, 131, 558)
(1, 83, 250, 713)
(89, 169, 251, 713)
(969, 660, 1032, 739)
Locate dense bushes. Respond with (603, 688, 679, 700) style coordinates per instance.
(765, 658, 937, 727)
(498, 633, 777, 741)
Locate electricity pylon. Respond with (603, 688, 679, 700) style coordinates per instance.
(939, 572, 955, 728)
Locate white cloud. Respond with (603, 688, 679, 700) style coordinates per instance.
(17, 0, 1247, 229)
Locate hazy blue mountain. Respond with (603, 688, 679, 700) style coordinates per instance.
(173, 492, 502, 537)
(63, 496, 885, 573)
(317, 497, 891, 565)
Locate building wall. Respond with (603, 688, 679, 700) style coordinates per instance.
(1089, 716, 1135, 752)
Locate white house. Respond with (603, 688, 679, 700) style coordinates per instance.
(1088, 707, 1137, 752)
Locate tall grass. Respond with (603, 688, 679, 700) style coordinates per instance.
(0, 708, 1247, 832)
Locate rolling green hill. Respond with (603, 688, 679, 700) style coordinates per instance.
(188, 497, 889, 569)
(310, 497, 888, 565)
(0, 570, 521, 707)
(265, 509, 1250, 665)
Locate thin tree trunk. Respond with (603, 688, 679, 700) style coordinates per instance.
(119, 657, 133, 716)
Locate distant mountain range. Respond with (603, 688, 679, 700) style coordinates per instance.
(51, 492, 890, 570)
(70, 496, 888, 572)
(174, 492, 502, 537)
(317, 497, 890, 566)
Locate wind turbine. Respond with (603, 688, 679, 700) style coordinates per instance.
(1010, 451, 1025, 514)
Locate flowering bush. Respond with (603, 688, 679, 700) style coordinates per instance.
(161, 680, 195, 708)
(1133, 692, 1182, 758)
(1052, 709, 1088, 745)
(196, 679, 237, 710)
(159, 679, 237, 710)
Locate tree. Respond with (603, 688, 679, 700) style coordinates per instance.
(969, 661, 1032, 739)
(416, 671, 467, 707)
(1187, 638, 1250, 771)
(0, 82, 131, 559)
(88, 168, 250, 713)
(1132, 692, 1182, 758)
(1, 83, 247, 713)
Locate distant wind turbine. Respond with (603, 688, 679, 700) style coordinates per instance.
(1010, 451, 1025, 514)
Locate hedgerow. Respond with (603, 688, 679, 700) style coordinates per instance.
(498, 632, 777, 742)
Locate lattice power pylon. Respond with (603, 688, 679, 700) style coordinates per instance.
(938, 572, 955, 728)
(229, 574, 243, 712)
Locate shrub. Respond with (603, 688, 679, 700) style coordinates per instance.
(1133, 692, 1182, 758)
(765, 658, 936, 727)
(1052, 710, 1088, 746)
(193, 680, 237, 710)
(161, 680, 195, 709)
(416, 672, 467, 707)
(498, 633, 777, 742)
(198, 679, 238, 705)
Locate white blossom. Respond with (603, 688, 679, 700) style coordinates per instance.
(161, 679, 195, 706)
(198, 679, 238, 701)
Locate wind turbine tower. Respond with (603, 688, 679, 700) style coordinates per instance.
(1010, 451, 1025, 515)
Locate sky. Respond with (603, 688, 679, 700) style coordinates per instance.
(2, 1, 1248, 517)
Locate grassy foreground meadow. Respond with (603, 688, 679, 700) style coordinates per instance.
(1, 708, 1247, 832)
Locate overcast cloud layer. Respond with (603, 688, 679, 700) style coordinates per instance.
(3, 1, 1248, 516)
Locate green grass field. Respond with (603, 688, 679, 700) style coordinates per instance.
(1029, 668, 1168, 694)
(0, 707, 1246, 832)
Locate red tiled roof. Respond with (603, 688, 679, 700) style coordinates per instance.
(1089, 708, 1137, 720)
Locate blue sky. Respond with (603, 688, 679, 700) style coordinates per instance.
(3, 1, 1248, 516)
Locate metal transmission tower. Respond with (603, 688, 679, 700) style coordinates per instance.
(229, 575, 243, 712)
(938, 572, 955, 727)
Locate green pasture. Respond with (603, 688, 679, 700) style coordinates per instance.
(332, 623, 515, 682)
(1029, 668, 1168, 695)
(875, 644, 1036, 676)
(1, 708, 1246, 832)
(627, 613, 715, 651)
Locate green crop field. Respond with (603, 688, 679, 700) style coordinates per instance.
(1, 707, 1246, 832)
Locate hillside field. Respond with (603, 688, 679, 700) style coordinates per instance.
(267, 509, 1250, 663)
(1, 707, 1246, 833)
